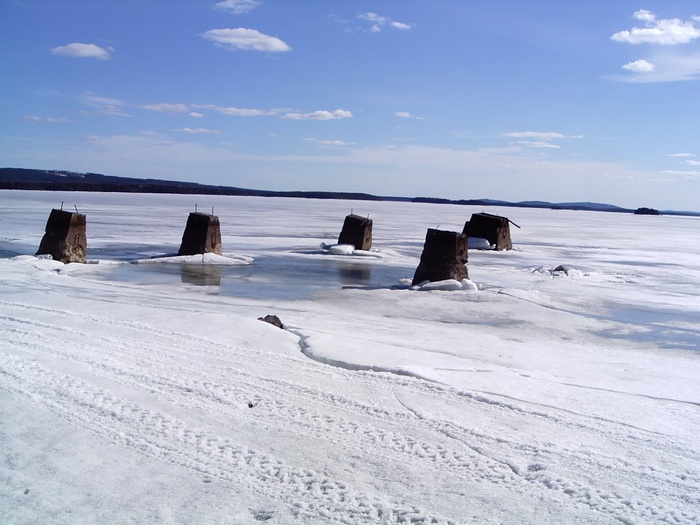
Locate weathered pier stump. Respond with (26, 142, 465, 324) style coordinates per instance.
(412, 228, 468, 285)
(36, 209, 87, 263)
(463, 212, 512, 251)
(178, 212, 222, 255)
(337, 214, 373, 251)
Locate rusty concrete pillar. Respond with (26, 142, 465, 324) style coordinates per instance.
(337, 213, 372, 251)
(463, 212, 512, 251)
(412, 228, 468, 285)
(178, 212, 222, 255)
(36, 209, 87, 263)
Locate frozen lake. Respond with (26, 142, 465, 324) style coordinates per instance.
(1, 190, 699, 524)
(106, 255, 411, 300)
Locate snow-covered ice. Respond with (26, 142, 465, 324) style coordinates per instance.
(1, 190, 699, 524)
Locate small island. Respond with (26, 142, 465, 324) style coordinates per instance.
(634, 207, 661, 216)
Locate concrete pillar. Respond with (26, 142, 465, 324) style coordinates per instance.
(178, 212, 222, 255)
(36, 209, 87, 263)
(463, 212, 512, 251)
(337, 214, 372, 251)
(412, 228, 468, 285)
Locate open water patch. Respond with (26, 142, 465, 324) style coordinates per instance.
(103, 255, 410, 300)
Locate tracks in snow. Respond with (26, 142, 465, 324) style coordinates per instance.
(2, 297, 699, 524)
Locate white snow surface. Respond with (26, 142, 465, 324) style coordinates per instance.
(1, 191, 699, 525)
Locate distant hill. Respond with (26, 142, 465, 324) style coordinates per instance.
(2, 167, 697, 216)
(0, 168, 381, 201)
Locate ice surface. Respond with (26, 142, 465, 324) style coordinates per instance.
(1, 190, 699, 524)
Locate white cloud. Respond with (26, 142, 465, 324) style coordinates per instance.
(283, 109, 352, 121)
(514, 141, 561, 149)
(610, 11, 700, 82)
(633, 9, 657, 24)
(214, 0, 261, 14)
(193, 104, 273, 117)
(502, 131, 580, 151)
(189, 112, 204, 118)
(685, 160, 700, 165)
(192, 104, 352, 120)
(141, 103, 190, 113)
(51, 43, 112, 60)
(359, 12, 386, 23)
(219, 107, 271, 116)
(25, 116, 71, 123)
(192, 104, 354, 120)
(611, 10, 700, 45)
(503, 131, 567, 139)
(358, 12, 412, 32)
(669, 153, 696, 157)
(81, 93, 130, 116)
(395, 111, 425, 120)
(305, 138, 353, 147)
(622, 59, 655, 73)
(658, 169, 700, 178)
(202, 28, 291, 52)
(359, 12, 388, 31)
(390, 21, 412, 31)
(174, 128, 222, 134)
(609, 52, 700, 82)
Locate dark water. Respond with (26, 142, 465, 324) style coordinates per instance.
(106, 255, 411, 300)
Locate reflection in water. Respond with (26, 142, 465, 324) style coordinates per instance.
(180, 264, 222, 286)
(106, 255, 409, 300)
(338, 262, 371, 285)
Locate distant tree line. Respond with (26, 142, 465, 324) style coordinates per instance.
(3, 167, 696, 216)
(0, 168, 383, 201)
(634, 207, 660, 215)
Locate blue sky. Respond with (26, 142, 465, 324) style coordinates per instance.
(2, 0, 700, 210)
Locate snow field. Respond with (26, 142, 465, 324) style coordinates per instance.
(1, 190, 699, 524)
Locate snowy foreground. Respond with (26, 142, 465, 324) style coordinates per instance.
(1, 191, 699, 525)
